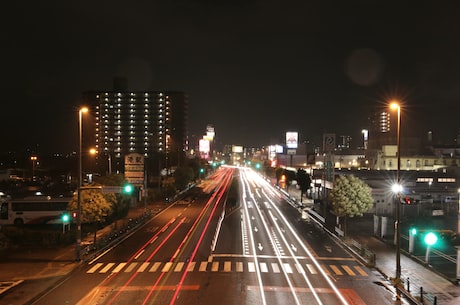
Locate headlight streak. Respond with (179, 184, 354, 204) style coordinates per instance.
(240, 170, 268, 305)
(241, 171, 303, 305)
(267, 208, 323, 305)
(257, 180, 350, 305)
(241, 211, 250, 255)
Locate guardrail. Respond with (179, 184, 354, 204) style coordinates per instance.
(81, 209, 153, 260)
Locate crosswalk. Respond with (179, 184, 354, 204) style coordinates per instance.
(86, 260, 368, 277)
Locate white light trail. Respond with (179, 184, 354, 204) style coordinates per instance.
(241, 170, 303, 305)
(241, 170, 267, 305)
(260, 184, 350, 305)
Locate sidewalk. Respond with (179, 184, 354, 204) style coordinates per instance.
(284, 184, 460, 305)
(348, 219, 460, 305)
(0, 202, 163, 302)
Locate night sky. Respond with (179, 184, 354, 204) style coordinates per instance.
(2, 1, 460, 155)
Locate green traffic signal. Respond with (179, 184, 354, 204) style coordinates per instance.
(200, 168, 204, 173)
(409, 228, 417, 236)
(424, 232, 438, 246)
(123, 184, 133, 194)
(62, 213, 70, 222)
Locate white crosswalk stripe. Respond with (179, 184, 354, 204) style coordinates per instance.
(112, 262, 127, 273)
(85, 261, 368, 277)
(260, 262, 268, 273)
(236, 261, 243, 272)
(150, 262, 161, 272)
(100, 263, 115, 273)
(271, 263, 280, 273)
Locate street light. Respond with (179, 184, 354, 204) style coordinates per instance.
(457, 188, 460, 236)
(76, 106, 88, 261)
(390, 101, 402, 281)
(30, 156, 37, 179)
(108, 153, 112, 175)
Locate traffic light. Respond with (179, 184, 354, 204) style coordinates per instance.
(408, 227, 417, 253)
(423, 231, 438, 263)
(424, 231, 438, 246)
(123, 184, 133, 194)
(400, 196, 413, 204)
(61, 213, 70, 223)
(200, 168, 204, 174)
(255, 163, 261, 169)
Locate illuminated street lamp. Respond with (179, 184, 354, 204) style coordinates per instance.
(76, 106, 88, 261)
(30, 156, 38, 179)
(108, 153, 112, 175)
(390, 101, 402, 281)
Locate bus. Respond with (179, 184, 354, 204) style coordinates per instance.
(0, 196, 71, 225)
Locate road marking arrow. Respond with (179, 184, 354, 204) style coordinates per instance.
(258, 243, 263, 251)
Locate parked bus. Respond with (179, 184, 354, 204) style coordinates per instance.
(0, 196, 71, 225)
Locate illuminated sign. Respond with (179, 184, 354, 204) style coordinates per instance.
(286, 131, 298, 149)
(232, 145, 243, 153)
(199, 139, 210, 153)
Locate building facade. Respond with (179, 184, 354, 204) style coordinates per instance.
(83, 88, 188, 174)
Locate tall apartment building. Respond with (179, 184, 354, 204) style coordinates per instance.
(366, 108, 422, 169)
(82, 83, 188, 174)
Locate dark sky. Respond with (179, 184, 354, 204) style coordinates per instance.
(2, 1, 460, 154)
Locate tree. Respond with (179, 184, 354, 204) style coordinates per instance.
(174, 166, 194, 190)
(94, 174, 131, 220)
(284, 169, 296, 190)
(68, 188, 113, 246)
(328, 175, 373, 236)
(275, 167, 284, 185)
(296, 168, 312, 203)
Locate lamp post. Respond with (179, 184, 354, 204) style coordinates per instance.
(76, 106, 88, 261)
(108, 153, 112, 175)
(30, 156, 37, 179)
(457, 188, 460, 236)
(390, 101, 401, 281)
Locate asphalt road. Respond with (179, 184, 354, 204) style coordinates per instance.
(1, 167, 407, 305)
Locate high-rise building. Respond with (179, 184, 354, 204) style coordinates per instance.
(82, 83, 188, 174)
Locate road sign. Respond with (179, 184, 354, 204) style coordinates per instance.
(125, 153, 145, 186)
(101, 186, 122, 194)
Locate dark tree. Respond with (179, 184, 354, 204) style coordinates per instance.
(296, 168, 312, 203)
(275, 167, 284, 185)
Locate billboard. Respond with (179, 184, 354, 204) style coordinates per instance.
(232, 145, 243, 153)
(206, 125, 215, 140)
(286, 131, 298, 149)
(199, 139, 210, 153)
(268, 145, 283, 160)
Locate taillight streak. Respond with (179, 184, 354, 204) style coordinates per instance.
(167, 168, 234, 305)
(106, 217, 186, 305)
